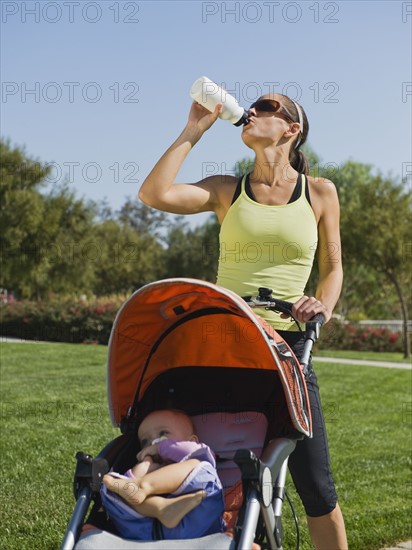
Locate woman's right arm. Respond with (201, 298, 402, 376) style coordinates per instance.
(138, 102, 224, 215)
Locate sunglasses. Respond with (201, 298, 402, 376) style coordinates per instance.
(249, 99, 295, 123)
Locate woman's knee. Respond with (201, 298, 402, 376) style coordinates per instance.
(301, 488, 338, 518)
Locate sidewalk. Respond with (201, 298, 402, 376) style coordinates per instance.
(0, 336, 47, 344)
(381, 542, 412, 550)
(313, 356, 411, 370)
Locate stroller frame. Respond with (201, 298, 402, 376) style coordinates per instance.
(61, 280, 324, 550)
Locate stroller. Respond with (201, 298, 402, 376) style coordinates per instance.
(61, 278, 323, 550)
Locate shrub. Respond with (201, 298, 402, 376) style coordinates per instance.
(1, 299, 405, 353)
(315, 319, 403, 353)
(0, 296, 127, 344)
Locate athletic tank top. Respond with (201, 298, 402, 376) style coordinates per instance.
(216, 173, 318, 331)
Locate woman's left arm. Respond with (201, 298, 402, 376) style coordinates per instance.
(314, 179, 343, 321)
(293, 179, 343, 323)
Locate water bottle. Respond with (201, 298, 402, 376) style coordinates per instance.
(189, 76, 248, 126)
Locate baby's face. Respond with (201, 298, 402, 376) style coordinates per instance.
(138, 410, 196, 449)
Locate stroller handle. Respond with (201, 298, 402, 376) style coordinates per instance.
(243, 288, 325, 375)
(243, 288, 326, 327)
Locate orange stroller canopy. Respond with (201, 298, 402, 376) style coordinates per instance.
(107, 278, 312, 437)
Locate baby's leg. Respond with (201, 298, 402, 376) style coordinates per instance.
(103, 459, 201, 505)
(137, 492, 206, 528)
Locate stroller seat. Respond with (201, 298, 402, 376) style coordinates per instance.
(193, 411, 268, 532)
(193, 411, 268, 488)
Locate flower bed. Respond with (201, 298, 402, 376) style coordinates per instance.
(0, 297, 125, 344)
(316, 319, 403, 353)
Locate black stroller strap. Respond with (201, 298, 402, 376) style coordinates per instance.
(152, 518, 164, 540)
(216, 455, 234, 462)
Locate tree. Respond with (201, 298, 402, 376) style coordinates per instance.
(1, 139, 96, 298)
(333, 162, 411, 357)
(163, 216, 220, 281)
(36, 185, 97, 297)
(118, 197, 171, 241)
(92, 219, 165, 295)
(0, 140, 175, 298)
(1, 139, 50, 297)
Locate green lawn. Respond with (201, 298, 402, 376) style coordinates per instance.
(1, 342, 411, 549)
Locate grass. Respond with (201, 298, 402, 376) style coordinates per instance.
(1, 342, 411, 549)
(282, 359, 412, 549)
(0, 343, 118, 550)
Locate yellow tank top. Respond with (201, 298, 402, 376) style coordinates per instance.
(216, 173, 318, 331)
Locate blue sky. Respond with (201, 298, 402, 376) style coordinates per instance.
(2, 0, 411, 227)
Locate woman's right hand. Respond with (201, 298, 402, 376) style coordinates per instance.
(138, 101, 225, 215)
(187, 101, 222, 134)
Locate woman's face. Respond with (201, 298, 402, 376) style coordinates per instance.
(241, 94, 296, 149)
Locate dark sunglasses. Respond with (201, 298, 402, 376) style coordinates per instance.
(249, 99, 295, 122)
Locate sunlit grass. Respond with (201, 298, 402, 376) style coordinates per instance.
(0, 343, 411, 549)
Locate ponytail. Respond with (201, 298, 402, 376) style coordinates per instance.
(290, 147, 309, 176)
(280, 95, 310, 176)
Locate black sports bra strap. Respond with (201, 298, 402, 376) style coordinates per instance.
(245, 173, 257, 202)
(231, 174, 258, 205)
(302, 174, 312, 206)
(231, 173, 311, 206)
(287, 174, 312, 206)
(230, 177, 243, 205)
(287, 174, 302, 204)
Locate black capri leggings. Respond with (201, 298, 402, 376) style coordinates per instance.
(277, 330, 338, 518)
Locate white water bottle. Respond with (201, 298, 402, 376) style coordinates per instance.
(189, 76, 248, 126)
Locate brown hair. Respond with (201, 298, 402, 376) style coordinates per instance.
(280, 95, 310, 176)
(139, 408, 197, 438)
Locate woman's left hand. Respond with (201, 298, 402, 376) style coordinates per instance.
(290, 296, 330, 323)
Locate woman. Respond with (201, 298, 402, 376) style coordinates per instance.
(138, 94, 348, 549)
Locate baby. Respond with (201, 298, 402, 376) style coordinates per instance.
(101, 409, 225, 540)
